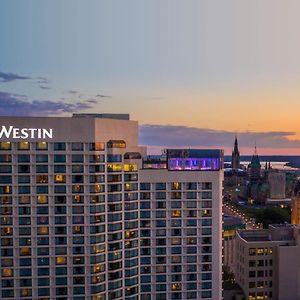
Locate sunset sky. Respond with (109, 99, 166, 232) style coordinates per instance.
(1, 0, 300, 154)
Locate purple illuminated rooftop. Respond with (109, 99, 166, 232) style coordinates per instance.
(143, 149, 224, 171)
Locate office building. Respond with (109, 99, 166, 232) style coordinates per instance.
(235, 225, 300, 300)
(0, 115, 223, 300)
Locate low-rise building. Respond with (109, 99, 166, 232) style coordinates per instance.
(235, 224, 300, 300)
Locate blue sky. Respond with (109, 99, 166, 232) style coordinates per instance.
(1, 0, 300, 153)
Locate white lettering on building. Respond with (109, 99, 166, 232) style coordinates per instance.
(0, 126, 53, 139)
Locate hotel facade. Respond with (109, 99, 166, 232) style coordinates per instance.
(0, 115, 223, 300)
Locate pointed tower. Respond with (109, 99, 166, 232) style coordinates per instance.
(231, 136, 240, 170)
(249, 146, 261, 181)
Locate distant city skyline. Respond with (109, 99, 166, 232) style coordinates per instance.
(1, 0, 300, 154)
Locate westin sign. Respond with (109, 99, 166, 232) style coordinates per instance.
(0, 126, 53, 139)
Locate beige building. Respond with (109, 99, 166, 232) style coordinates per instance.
(235, 225, 300, 300)
(0, 115, 224, 300)
(292, 196, 300, 224)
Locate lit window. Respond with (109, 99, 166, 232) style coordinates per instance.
(107, 140, 126, 148)
(171, 283, 181, 290)
(21, 288, 31, 297)
(56, 256, 67, 265)
(93, 264, 105, 273)
(172, 210, 181, 218)
(0, 142, 11, 150)
(2, 227, 12, 235)
(125, 230, 136, 238)
(171, 238, 181, 245)
(73, 195, 82, 203)
(37, 196, 48, 204)
(124, 164, 138, 172)
(107, 164, 122, 172)
(20, 247, 31, 256)
(36, 142, 48, 150)
(257, 248, 264, 255)
(2, 268, 13, 277)
(55, 175, 66, 183)
(18, 142, 30, 150)
(36, 175, 48, 183)
(95, 142, 105, 151)
(172, 182, 181, 190)
(38, 227, 49, 235)
(19, 196, 30, 204)
(73, 226, 82, 234)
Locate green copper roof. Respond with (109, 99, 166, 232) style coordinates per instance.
(250, 154, 261, 167)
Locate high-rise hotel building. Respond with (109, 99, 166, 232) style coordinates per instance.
(0, 114, 223, 300)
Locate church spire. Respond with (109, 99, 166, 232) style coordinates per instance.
(231, 135, 240, 170)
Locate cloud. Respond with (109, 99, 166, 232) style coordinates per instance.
(39, 85, 51, 90)
(67, 90, 78, 94)
(0, 91, 98, 116)
(0, 72, 31, 82)
(139, 124, 300, 149)
(36, 77, 49, 84)
(95, 94, 111, 98)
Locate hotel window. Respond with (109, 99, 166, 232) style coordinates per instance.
(56, 257, 66, 265)
(36, 142, 48, 150)
(0, 142, 11, 150)
(54, 165, 66, 173)
(36, 165, 48, 173)
(18, 175, 30, 184)
(18, 185, 30, 194)
(107, 140, 126, 148)
(0, 154, 11, 162)
(90, 154, 105, 163)
(55, 174, 66, 183)
(18, 165, 30, 173)
(18, 142, 30, 150)
(124, 163, 138, 172)
(202, 191, 212, 199)
(72, 165, 84, 173)
(37, 227, 49, 235)
(36, 154, 48, 163)
(73, 195, 83, 203)
(171, 182, 181, 190)
(202, 209, 211, 217)
(72, 154, 84, 163)
(0, 196, 12, 205)
(2, 268, 13, 277)
(0, 175, 11, 184)
(171, 210, 181, 218)
(54, 142, 66, 151)
(73, 185, 84, 193)
(186, 182, 197, 190)
(202, 182, 212, 190)
(36, 175, 48, 183)
(36, 186, 48, 194)
(171, 192, 181, 199)
(18, 154, 30, 163)
(54, 186, 66, 194)
(20, 247, 31, 256)
(54, 154, 66, 163)
(37, 195, 48, 204)
(257, 248, 264, 255)
(0, 165, 11, 173)
(19, 196, 30, 204)
(0, 185, 11, 194)
(107, 164, 122, 172)
(89, 142, 105, 151)
(72, 143, 84, 151)
(107, 154, 122, 162)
